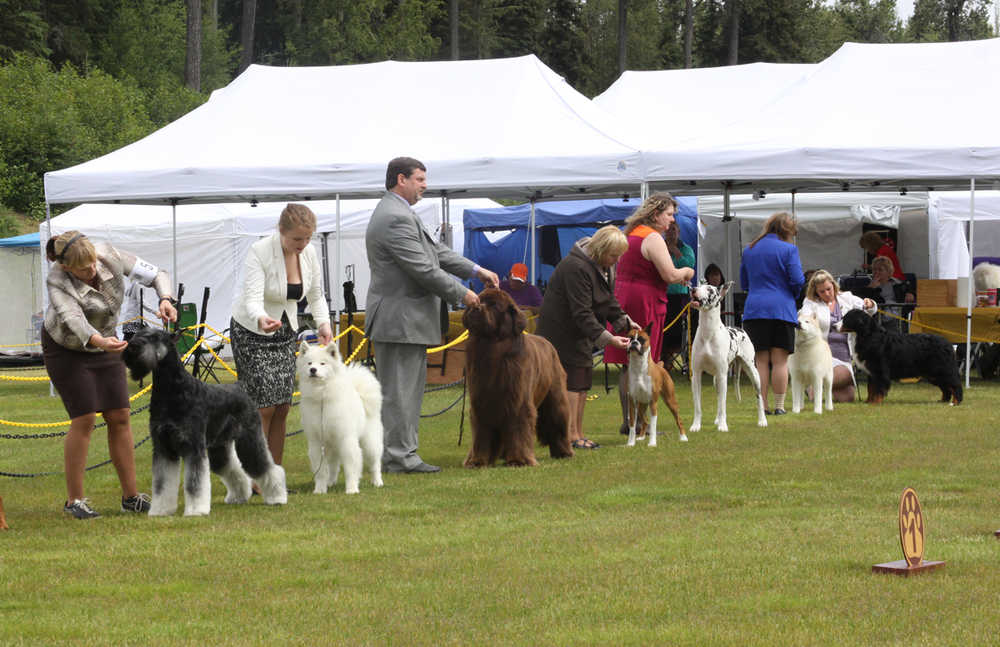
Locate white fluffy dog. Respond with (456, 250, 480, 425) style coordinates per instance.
(973, 262, 1000, 292)
(788, 311, 834, 414)
(296, 342, 384, 495)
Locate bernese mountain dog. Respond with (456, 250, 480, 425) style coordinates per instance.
(839, 309, 962, 405)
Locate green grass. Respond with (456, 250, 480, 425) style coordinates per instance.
(2, 363, 1000, 646)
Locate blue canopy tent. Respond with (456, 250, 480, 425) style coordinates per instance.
(0, 232, 40, 248)
(463, 198, 698, 290)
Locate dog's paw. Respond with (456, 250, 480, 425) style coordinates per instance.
(372, 475, 384, 488)
(757, 419, 768, 428)
(148, 507, 175, 517)
(183, 508, 210, 517)
(717, 425, 729, 432)
(678, 433, 688, 442)
(312, 484, 328, 494)
(688, 423, 701, 433)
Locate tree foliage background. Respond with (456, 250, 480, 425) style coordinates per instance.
(0, 0, 996, 234)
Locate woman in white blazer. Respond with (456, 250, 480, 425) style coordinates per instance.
(798, 269, 877, 402)
(231, 204, 331, 465)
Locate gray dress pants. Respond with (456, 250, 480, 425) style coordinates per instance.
(372, 340, 428, 470)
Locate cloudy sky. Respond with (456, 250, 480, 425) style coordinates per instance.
(897, 0, 999, 22)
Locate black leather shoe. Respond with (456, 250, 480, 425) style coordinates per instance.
(773, 408, 787, 415)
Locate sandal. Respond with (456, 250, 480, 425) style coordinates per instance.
(571, 438, 600, 450)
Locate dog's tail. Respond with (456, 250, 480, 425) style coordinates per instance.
(350, 366, 383, 421)
(734, 361, 742, 401)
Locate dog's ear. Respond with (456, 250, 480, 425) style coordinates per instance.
(508, 304, 526, 338)
(720, 280, 734, 299)
(325, 343, 342, 362)
(643, 322, 653, 336)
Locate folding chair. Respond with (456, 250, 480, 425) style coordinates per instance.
(174, 302, 199, 356)
(188, 287, 229, 383)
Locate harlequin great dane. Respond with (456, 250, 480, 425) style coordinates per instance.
(688, 282, 768, 432)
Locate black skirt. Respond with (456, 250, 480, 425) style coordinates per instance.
(230, 314, 296, 408)
(41, 327, 129, 419)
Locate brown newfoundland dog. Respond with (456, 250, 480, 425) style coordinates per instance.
(461, 288, 574, 467)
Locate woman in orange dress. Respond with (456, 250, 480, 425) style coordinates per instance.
(606, 193, 695, 434)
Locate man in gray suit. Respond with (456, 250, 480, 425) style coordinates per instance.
(366, 157, 499, 473)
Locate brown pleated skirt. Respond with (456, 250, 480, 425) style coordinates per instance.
(41, 327, 129, 419)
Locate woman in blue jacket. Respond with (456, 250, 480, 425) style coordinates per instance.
(739, 212, 805, 415)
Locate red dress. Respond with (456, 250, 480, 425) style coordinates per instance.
(604, 225, 668, 364)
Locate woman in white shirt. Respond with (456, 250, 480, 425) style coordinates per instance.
(231, 204, 332, 466)
(798, 270, 877, 402)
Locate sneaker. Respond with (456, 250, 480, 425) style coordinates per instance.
(64, 498, 100, 519)
(121, 493, 151, 513)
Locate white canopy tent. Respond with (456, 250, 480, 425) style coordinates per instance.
(641, 39, 1000, 193)
(43, 55, 643, 205)
(594, 62, 816, 156)
(931, 191, 1000, 279)
(42, 197, 500, 339)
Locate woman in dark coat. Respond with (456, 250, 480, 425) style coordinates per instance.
(536, 225, 636, 449)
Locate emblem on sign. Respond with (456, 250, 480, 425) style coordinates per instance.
(898, 487, 924, 567)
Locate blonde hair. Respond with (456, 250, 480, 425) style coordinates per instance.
(278, 203, 317, 233)
(749, 211, 797, 248)
(624, 192, 677, 235)
(871, 255, 894, 275)
(859, 231, 886, 255)
(46, 231, 97, 269)
(805, 269, 839, 302)
(585, 225, 628, 263)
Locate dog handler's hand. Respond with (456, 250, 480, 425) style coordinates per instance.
(258, 316, 283, 333)
(476, 267, 499, 289)
(317, 322, 333, 346)
(90, 334, 127, 353)
(609, 336, 631, 350)
(463, 290, 480, 308)
(158, 299, 178, 324)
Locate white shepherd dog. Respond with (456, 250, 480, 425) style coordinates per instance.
(788, 311, 834, 414)
(296, 342, 384, 494)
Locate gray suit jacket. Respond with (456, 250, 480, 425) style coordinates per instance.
(365, 193, 475, 345)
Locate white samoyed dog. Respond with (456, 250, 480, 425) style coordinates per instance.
(296, 342, 384, 494)
(788, 312, 834, 414)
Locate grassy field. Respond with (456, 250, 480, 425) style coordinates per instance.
(2, 361, 999, 646)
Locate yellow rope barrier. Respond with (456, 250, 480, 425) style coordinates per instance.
(0, 342, 41, 348)
(344, 338, 368, 364)
(0, 374, 49, 382)
(881, 307, 998, 344)
(0, 335, 204, 428)
(197, 341, 239, 379)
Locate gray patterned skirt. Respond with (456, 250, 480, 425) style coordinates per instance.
(230, 314, 296, 408)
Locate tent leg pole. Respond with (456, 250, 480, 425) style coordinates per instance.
(530, 198, 536, 284)
(966, 179, 975, 390)
(335, 194, 341, 333)
(171, 200, 178, 299)
(723, 183, 733, 320)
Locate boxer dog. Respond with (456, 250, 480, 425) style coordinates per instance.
(625, 326, 687, 446)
